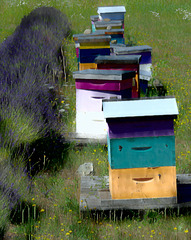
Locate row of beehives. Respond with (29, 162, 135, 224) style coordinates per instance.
(72, 6, 152, 137)
(72, 6, 179, 202)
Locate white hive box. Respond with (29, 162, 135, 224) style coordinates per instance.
(76, 111, 108, 136)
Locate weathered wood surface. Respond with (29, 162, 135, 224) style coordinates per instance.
(177, 174, 191, 184)
(80, 175, 191, 211)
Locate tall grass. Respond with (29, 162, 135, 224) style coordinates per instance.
(0, 0, 191, 239)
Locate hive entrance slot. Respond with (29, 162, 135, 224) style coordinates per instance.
(92, 96, 105, 99)
(133, 177, 153, 182)
(131, 146, 152, 151)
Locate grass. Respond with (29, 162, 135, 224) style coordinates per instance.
(0, 0, 191, 239)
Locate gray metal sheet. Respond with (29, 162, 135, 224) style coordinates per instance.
(114, 45, 152, 54)
(95, 55, 142, 64)
(73, 69, 135, 80)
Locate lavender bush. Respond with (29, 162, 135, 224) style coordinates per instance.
(0, 6, 71, 235)
(0, 6, 71, 151)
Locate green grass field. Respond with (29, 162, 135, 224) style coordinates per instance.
(0, 0, 191, 239)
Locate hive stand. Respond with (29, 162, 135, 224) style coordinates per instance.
(79, 175, 191, 212)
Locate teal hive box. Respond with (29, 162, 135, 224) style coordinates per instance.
(107, 135, 176, 169)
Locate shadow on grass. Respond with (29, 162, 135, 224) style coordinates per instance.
(11, 131, 71, 176)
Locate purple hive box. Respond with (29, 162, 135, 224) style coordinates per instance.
(107, 117, 175, 139)
(102, 97, 179, 139)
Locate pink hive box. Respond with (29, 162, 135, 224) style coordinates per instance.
(76, 88, 132, 112)
(73, 69, 135, 91)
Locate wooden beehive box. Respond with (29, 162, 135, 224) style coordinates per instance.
(73, 32, 105, 67)
(112, 45, 153, 93)
(109, 165, 177, 200)
(73, 69, 135, 91)
(112, 45, 152, 65)
(102, 97, 179, 200)
(73, 34, 111, 68)
(78, 36, 111, 64)
(95, 55, 142, 98)
(97, 6, 126, 28)
(95, 20, 123, 30)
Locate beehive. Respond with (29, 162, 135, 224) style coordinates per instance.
(95, 55, 141, 98)
(72, 34, 111, 68)
(78, 36, 111, 64)
(112, 45, 153, 93)
(102, 97, 179, 200)
(97, 6, 126, 28)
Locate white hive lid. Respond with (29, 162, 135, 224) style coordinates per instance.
(102, 97, 179, 119)
(97, 6, 126, 14)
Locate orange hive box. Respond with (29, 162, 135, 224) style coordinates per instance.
(109, 165, 177, 200)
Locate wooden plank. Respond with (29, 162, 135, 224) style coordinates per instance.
(100, 196, 177, 210)
(177, 174, 191, 184)
(81, 176, 109, 191)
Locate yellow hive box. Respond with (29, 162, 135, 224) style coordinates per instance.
(109, 165, 177, 200)
(79, 63, 97, 70)
(79, 36, 111, 49)
(79, 42, 110, 49)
